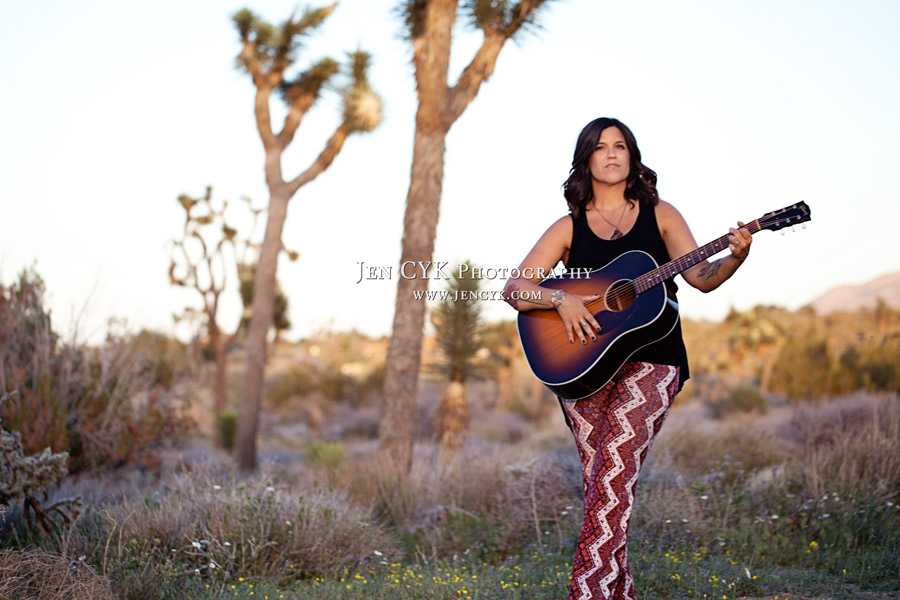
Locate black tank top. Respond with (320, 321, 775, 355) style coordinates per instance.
(564, 203, 690, 390)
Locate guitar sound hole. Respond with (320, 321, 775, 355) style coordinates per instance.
(606, 280, 636, 312)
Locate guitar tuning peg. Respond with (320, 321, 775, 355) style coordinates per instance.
(791, 225, 796, 232)
(802, 223, 807, 229)
(781, 230, 786, 236)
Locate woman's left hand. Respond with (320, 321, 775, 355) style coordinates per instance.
(728, 221, 752, 261)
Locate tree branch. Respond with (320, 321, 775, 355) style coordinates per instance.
(277, 58, 339, 147)
(277, 94, 315, 148)
(445, 29, 505, 126)
(284, 123, 351, 196)
(239, 40, 279, 153)
(254, 85, 279, 153)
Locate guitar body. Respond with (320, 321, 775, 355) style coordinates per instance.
(517, 251, 680, 400)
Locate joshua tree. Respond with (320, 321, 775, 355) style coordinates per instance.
(429, 263, 492, 463)
(170, 186, 284, 418)
(381, 0, 554, 473)
(233, 4, 383, 471)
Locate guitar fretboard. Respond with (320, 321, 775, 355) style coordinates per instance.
(633, 220, 762, 293)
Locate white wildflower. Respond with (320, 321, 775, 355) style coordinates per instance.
(213, 485, 222, 490)
(700, 495, 709, 500)
(266, 486, 275, 492)
(373, 550, 383, 556)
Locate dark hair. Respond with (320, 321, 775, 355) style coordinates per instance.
(562, 117, 660, 216)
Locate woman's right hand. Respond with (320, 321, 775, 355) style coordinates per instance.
(556, 292, 603, 344)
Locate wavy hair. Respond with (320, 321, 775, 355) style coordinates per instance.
(562, 117, 660, 217)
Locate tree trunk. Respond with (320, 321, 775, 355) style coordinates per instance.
(212, 327, 227, 417)
(236, 192, 289, 472)
(211, 323, 227, 447)
(378, 0, 533, 474)
(378, 127, 447, 473)
(437, 379, 468, 464)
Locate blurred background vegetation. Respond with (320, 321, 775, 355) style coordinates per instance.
(2, 263, 899, 599)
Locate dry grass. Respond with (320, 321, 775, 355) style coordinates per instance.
(3, 386, 897, 599)
(331, 439, 582, 559)
(2, 463, 397, 599)
(0, 549, 116, 600)
(783, 392, 900, 502)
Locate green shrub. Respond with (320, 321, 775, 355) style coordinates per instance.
(306, 441, 347, 471)
(217, 411, 237, 452)
(709, 382, 768, 419)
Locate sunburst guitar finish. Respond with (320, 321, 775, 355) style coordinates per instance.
(517, 251, 678, 400)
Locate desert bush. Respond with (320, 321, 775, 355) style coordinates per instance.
(217, 411, 237, 452)
(653, 416, 785, 487)
(0, 549, 116, 600)
(1, 391, 82, 541)
(16, 465, 396, 600)
(267, 357, 384, 412)
(686, 304, 900, 400)
(340, 441, 582, 561)
(306, 441, 347, 472)
(707, 382, 768, 419)
(0, 269, 193, 474)
(782, 393, 900, 502)
(626, 393, 900, 587)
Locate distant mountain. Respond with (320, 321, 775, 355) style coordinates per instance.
(809, 271, 900, 314)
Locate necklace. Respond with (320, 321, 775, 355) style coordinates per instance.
(594, 202, 628, 240)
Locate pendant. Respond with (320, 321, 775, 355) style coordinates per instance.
(611, 229, 623, 240)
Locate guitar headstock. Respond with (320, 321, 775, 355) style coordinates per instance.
(759, 201, 811, 232)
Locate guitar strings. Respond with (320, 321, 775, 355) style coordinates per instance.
(558, 211, 807, 314)
(575, 231, 738, 312)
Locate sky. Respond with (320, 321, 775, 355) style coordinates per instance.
(2, 0, 899, 344)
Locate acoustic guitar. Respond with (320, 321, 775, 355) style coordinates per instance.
(517, 201, 811, 400)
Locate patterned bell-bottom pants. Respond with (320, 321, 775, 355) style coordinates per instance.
(559, 362, 680, 600)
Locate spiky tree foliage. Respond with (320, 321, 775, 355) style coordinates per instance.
(171, 186, 278, 419)
(381, 0, 554, 473)
(429, 263, 493, 462)
(237, 263, 291, 341)
(233, 5, 383, 471)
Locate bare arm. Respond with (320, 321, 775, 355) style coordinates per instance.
(655, 201, 751, 293)
(503, 216, 603, 345)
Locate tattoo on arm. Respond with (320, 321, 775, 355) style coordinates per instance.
(519, 295, 550, 308)
(697, 260, 722, 280)
(503, 282, 550, 310)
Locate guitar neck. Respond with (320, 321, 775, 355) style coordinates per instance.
(633, 219, 762, 293)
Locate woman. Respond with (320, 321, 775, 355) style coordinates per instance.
(502, 117, 751, 600)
